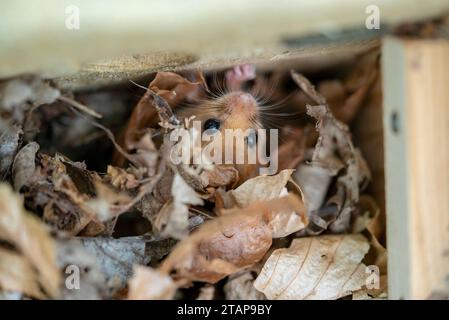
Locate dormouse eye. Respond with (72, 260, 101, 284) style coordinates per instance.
(204, 118, 220, 132)
(245, 130, 258, 147)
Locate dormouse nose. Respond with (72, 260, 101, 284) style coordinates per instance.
(227, 92, 257, 112)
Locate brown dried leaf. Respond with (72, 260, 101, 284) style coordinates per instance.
(224, 169, 308, 238)
(23, 154, 105, 236)
(12, 141, 39, 191)
(86, 179, 131, 224)
(149, 71, 206, 107)
(0, 248, 44, 299)
(293, 164, 332, 213)
(126, 132, 159, 176)
(224, 271, 265, 300)
(0, 125, 22, 180)
(352, 229, 388, 300)
(115, 78, 181, 167)
(276, 127, 307, 171)
(351, 195, 380, 234)
(106, 165, 139, 190)
(155, 173, 204, 239)
(160, 194, 304, 283)
(337, 51, 380, 122)
(56, 240, 108, 300)
(271, 187, 307, 238)
(200, 165, 239, 189)
(352, 275, 387, 300)
(0, 184, 60, 298)
(197, 285, 215, 300)
(254, 234, 370, 300)
(227, 169, 295, 208)
(290, 70, 327, 105)
(127, 265, 177, 300)
(121, 71, 201, 150)
(299, 102, 371, 234)
(82, 237, 151, 290)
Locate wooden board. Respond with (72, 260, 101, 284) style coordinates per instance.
(1, 0, 448, 89)
(383, 37, 449, 299)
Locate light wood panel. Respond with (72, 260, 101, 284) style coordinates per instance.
(1, 0, 448, 86)
(383, 38, 449, 299)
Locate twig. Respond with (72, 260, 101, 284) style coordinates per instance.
(189, 207, 214, 220)
(58, 95, 103, 119)
(290, 70, 327, 105)
(68, 106, 136, 165)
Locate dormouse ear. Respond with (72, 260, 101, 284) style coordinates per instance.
(225, 64, 256, 91)
(149, 71, 207, 107)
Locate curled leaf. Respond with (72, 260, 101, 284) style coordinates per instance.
(227, 169, 295, 208)
(82, 237, 150, 290)
(224, 271, 265, 300)
(12, 141, 39, 191)
(127, 265, 177, 300)
(0, 184, 60, 298)
(197, 285, 215, 300)
(224, 169, 308, 238)
(0, 248, 44, 299)
(254, 234, 370, 300)
(106, 165, 139, 190)
(0, 125, 22, 179)
(155, 173, 204, 239)
(160, 194, 304, 283)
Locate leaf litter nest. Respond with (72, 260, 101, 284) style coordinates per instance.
(0, 51, 386, 300)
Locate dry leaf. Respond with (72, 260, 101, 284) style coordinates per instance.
(197, 285, 215, 300)
(0, 125, 22, 180)
(126, 132, 159, 176)
(127, 265, 177, 300)
(224, 169, 308, 238)
(254, 234, 370, 300)
(276, 127, 307, 171)
(22, 153, 107, 236)
(0, 183, 60, 298)
(352, 230, 388, 300)
(155, 173, 204, 239)
(86, 179, 131, 223)
(149, 71, 206, 107)
(200, 165, 239, 189)
(118, 71, 202, 165)
(160, 194, 304, 283)
(291, 71, 327, 105)
(0, 247, 44, 299)
(106, 165, 139, 190)
(82, 237, 151, 289)
(224, 271, 265, 300)
(351, 195, 380, 234)
(56, 240, 108, 300)
(270, 187, 307, 238)
(293, 163, 332, 213)
(12, 141, 39, 191)
(294, 99, 371, 234)
(227, 169, 295, 207)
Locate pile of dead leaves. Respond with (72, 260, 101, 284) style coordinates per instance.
(0, 51, 386, 300)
